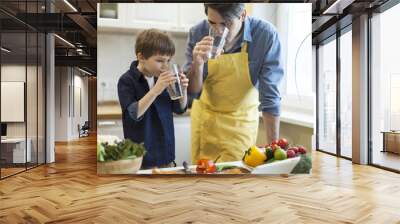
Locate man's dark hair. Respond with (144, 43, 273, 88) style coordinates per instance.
(135, 29, 175, 59)
(204, 3, 245, 22)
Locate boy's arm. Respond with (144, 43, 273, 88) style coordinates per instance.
(137, 90, 159, 118)
(118, 72, 176, 121)
(139, 71, 178, 117)
(117, 76, 150, 121)
(118, 76, 140, 121)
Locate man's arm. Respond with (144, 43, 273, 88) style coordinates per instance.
(187, 62, 204, 94)
(183, 28, 212, 94)
(262, 112, 280, 143)
(258, 28, 285, 143)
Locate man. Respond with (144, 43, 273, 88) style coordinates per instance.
(184, 3, 284, 163)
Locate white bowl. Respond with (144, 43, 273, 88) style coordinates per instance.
(249, 157, 301, 174)
(97, 156, 143, 174)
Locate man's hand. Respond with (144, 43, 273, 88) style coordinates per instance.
(179, 73, 189, 92)
(192, 36, 213, 66)
(151, 71, 177, 96)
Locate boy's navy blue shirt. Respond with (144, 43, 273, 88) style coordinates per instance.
(117, 61, 186, 168)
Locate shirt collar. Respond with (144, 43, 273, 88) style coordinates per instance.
(243, 16, 252, 43)
(129, 60, 144, 81)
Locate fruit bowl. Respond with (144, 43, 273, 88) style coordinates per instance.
(246, 156, 301, 174)
(97, 156, 143, 174)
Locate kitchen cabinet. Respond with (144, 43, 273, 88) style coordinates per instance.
(127, 4, 180, 32)
(98, 3, 126, 30)
(178, 4, 206, 32)
(174, 115, 192, 165)
(98, 3, 205, 34)
(98, 119, 124, 140)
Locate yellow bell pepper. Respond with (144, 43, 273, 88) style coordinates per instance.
(242, 146, 267, 167)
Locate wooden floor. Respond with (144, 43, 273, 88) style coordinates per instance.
(1, 167, 26, 178)
(373, 151, 400, 171)
(0, 135, 400, 224)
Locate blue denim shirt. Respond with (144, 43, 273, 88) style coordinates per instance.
(183, 16, 284, 116)
(117, 61, 186, 167)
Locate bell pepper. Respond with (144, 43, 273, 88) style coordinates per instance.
(242, 146, 267, 167)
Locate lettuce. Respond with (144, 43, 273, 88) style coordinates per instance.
(97, 139, 146, 162)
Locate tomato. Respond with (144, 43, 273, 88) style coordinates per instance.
(288, 147, 299, 154)
(298, 146, 307, 154)
(196, 159, 216, 174)
(277, 138, 289, 149)
(271, 140, 279, 145)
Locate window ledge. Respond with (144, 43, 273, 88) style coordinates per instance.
(280, 110, 314, 128)
(260, 110, 314, 129)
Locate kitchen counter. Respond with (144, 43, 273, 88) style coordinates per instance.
(136, 157, 301, 175)
(98, 101, 122, 120)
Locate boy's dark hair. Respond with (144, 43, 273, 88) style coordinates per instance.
(135, 29, 175, 59)
(204, 3, 245, 22)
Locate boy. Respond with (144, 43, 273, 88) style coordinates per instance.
(117, 29, 189, 169)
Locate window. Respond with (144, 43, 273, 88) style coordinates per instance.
(274, 4, 313, 126)
(371, 3, 400, 171)
(318, 37, 337, 155)
(340, 29, 352, 158)
(0, 1, 47, 179)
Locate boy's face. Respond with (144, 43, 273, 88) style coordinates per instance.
(138, 54, 172, 77)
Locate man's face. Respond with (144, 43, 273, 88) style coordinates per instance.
(138, 54, 171, 77)
(207, 7, 245, 42)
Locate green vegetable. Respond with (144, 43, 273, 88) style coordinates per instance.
(290, 154, 312, 174)
(265, 147, 274, 161)
(266, 158, 275, 163)
(216, 165, 239, 172)
(97, 139, 146, 162)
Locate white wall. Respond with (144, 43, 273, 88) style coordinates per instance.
(1, 64, 46, 163)
(54, 67, 89, 141)
(55, 67, 68, 141)
(250, 4, 276, 25)
(1, 65, 38, 138)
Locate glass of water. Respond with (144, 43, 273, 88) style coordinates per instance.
(208, 26, 229, 59)
(166, 63, 183, 100)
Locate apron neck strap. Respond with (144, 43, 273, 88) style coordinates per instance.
(241, 42, 248, 53)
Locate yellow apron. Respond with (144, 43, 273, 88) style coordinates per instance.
(191, 42, 260, 164)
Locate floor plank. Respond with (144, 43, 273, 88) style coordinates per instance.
(0, 135, 399, 223)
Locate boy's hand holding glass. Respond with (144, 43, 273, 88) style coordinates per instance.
(151, 71, 177, 96)
(166, 63, 184, 100)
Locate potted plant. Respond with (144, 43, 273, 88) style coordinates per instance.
(97, 136, 146, 174)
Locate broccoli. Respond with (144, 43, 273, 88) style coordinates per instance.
(291, 154, 312, 174)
